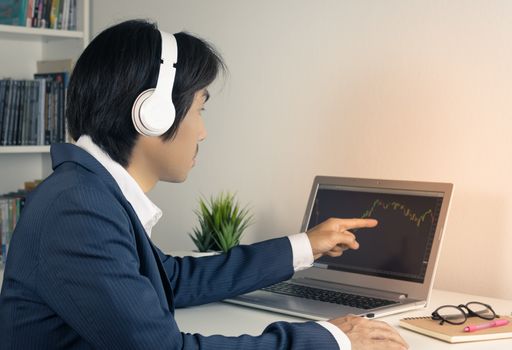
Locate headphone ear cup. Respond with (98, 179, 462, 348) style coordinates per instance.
(131, 31, 177, 137)
(131, 89, 155, 136)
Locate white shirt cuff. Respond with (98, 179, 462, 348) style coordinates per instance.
(287, 233, 314, 272)
(317, 321, 351, 350)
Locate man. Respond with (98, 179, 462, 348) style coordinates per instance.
(0, 20, 408, 349)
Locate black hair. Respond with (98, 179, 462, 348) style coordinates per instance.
(66, 19, 225, 167)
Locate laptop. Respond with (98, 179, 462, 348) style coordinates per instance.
(225, 176, 453, 320)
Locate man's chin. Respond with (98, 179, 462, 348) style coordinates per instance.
(160, 173, 188, 184)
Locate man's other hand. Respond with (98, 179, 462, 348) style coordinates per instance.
(306, 218, 378, 260)
(329, 315, 409, 350)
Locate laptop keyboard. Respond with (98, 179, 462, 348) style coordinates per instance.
(262, 282, 398, 310)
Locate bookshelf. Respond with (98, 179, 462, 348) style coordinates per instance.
(0, 24, 85, 38)
(0, 0, 90, 194)
(0, 145, 50, 154)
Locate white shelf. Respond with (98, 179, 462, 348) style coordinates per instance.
(0, 24, 84, 40)
(0, 146, 51, 154)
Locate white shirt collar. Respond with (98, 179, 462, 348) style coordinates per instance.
(75, 135, 162, 237)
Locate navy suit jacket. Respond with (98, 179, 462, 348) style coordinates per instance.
(0, 144, 338, 349)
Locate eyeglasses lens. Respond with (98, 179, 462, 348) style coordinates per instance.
(437, 306, 466, 324)
(467, 302, 494, 319)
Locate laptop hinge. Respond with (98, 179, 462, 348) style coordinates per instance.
(293, 277, 408, 301)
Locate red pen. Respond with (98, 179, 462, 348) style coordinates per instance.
(464, 319, 509, 332)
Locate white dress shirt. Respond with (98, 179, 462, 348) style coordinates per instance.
(75, 135, 350, 349)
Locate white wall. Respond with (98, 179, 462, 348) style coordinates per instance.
(91, 0, 512, 300)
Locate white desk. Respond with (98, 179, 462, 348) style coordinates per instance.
(1, 268, 510, 348)
(175, 289, 512, 349)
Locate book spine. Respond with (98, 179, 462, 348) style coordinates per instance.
(39, 0, 46, 28)
(26, 0, 34, 27)
(0, 80, 6, 145)
(9, 199, 15, 240)
(3, 81, 11, 145)
(56, 0, 64, 29)
(0, 199, 3, 264)
(16, 80, 25, 145)
(3, 81, 13, 145)
(61, 0, 69, 30)
(1, 81, 9, 145)
(20, 81, 27, 145)
(44, 0, 52, 28)
(8, 81, 20, 146)
(7, 80, 15, 146)
(18, 0, 29, 26)
(20, 81, 28, 145)
(56, 79, 63, 142)
(31, 0, 39, 27)
(44, 80, 50, 144)
(22, 81, 29, 145)
(50, 0, 59, 29)
(29, 81, 38, 145)
(0, 199, 6, 265)
(22, 80, 32, 145)
(31, 0, 38, 27)
(68, 0, 76, 30)
(50, 81, 56, 143)
(38, 0, 44, 28)
(14, 81, 22, 145)
(37, 79, 45, 145)
(6, 198, 12, 260)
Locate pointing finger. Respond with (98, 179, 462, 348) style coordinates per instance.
(332, 218, 378, 231)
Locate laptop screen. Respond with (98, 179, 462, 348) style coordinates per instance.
(306, 184, 445, 284)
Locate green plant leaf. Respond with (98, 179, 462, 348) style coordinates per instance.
(189, 191, 254, 253)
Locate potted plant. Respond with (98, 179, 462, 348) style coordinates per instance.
(188, 192, 253, 255)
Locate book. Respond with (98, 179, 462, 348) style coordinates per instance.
(0, 76, 65, 145)
(0, 0, 25, 26)
(0, 183, 38, 265)
(49, 0, 59, 29)
(34, 70, 69, 87)
(399, 315, 512, 343)
(37, 58, 74, 74)
(34, 72, 67, 144)
(7, 80, 20, 145)
(67, 0, 74, 30)
(0, 198, 10, 264)
(2, 80, 15, 145)
(0, 0, 74, 28)
(60, 0, 67, 29)
(25, 0, 34, 27)
(34, 0, 43, 27)
(0, 80, 7, 143)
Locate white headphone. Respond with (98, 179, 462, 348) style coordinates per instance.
(131, 30, 178, 137)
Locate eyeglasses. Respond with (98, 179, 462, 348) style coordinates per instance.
(431, 301, 498, 325)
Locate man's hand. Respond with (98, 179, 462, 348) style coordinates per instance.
(330, 315, 409, 350)
(306, 218, 377, 259)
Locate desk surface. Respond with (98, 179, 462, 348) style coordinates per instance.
(174, 289, 512, 350)
(1, 267, 510, 348)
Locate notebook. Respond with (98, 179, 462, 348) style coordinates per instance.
(225, 176, 453, 320)
(399, 315, 512, 343)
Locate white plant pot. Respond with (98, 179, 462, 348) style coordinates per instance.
(171, 250, 221, 258)
(188, 250, 221, 257)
